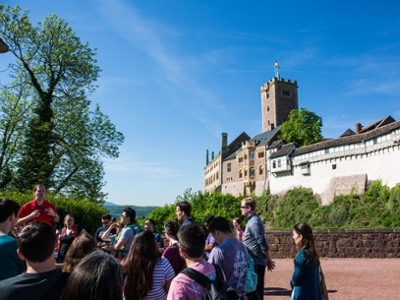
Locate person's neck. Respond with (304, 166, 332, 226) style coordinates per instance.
(26, 256, 56, 274)
(182, 216, 190, 222)
(0, 222, 12, 235)
(169, 237, 178, 245)
(35, 199, 44, 205)
(185, 257, 204, 267)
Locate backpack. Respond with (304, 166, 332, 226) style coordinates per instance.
(181, 264, 240, 300)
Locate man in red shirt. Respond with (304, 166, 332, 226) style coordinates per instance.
(17, 184, 59, 226)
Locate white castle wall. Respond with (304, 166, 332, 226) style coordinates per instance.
(269, 140, 400, 205)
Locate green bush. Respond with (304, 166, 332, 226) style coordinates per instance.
(2, 191, 107, 235)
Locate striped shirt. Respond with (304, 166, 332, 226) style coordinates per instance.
(143, 257, 175, 300)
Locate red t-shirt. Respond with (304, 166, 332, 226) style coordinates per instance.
(18, 200, 58, 226)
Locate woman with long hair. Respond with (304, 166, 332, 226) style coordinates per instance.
(62, 233, 97, 273)
(58, 214, 87, 262)
(60, 251, 124, 300)
(162, 218, 184, 275)
(290, 222, 323, 300)
(123, 229, 174, 300)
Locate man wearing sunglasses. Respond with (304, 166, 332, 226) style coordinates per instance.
(17, 185, 59, 227)
(94, 213, 116, 244)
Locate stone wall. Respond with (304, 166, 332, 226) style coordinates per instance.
(266, 229, 400, 259)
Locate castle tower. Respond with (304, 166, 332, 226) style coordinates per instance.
(260, 61, 299, 132)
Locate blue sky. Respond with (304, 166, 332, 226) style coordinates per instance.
(2, 0, 400, 206)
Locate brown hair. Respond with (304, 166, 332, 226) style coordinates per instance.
(294, 222, 320, 267)
(62, 233, 97, 272)
(122, 230, 158, 300)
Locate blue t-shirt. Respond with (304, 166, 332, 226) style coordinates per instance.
(0, 234, 26, 281)
(208, 237, 248, 296)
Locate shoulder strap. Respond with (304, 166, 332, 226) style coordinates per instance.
(213, 264, 224, 281)
(181, 267, 212, 288)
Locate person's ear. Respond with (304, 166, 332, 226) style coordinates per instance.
(179, 247, 187, 259)
(17, 249, 25, 260)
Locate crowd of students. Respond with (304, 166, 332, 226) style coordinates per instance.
(0, 184, 326, 300)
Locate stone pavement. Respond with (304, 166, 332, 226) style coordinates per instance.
(262, 258, 400, 299)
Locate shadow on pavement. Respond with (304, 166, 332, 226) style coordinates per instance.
(264, 287, 292, 296)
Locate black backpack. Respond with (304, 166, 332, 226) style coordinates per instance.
(180, 264, 240, 300)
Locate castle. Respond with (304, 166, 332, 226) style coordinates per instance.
(204, 62, 400, 204)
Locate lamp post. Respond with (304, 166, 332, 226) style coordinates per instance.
(0, 38, 9, 53)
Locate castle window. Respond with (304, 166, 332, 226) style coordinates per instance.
(266, 93, 269, 99)
(250, 168, 255, 178)
(273, 161, 276, 169)
(258, 151, 264, 158)
(282, 90, 290, 96)
(332, 164, 337, 170)
(267, 105, 270, 112)
(244, 169, 247, 176)
(278, 159, 281, 167)
(239, 169, 243, 178)
(227, 163, 231, 172)
(249, 153, 254, 160)
(259, 165, 263, 175)
(244, 154, 247, 159)
(238, 157, 243, 163)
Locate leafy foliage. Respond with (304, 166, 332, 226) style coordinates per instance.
(3, 190, 107, 234)
(279, 107, 323, 147)
(0, 5, 124, 202)
(146, 181, 400, 233)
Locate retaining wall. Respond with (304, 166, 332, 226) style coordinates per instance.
(266, 229, 400, 258)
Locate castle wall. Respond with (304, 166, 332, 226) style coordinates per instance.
(269, 143, 400, 204)
(267, 229, 400, 258)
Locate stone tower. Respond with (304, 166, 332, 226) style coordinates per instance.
(260, 62, 299, 132)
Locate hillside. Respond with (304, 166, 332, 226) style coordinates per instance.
(104, 203, 159, 219)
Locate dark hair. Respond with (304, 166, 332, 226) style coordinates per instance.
(60, 251, 124, 300)
(208, 217, 233, 234)
(0, 198, 20, 222)
(164, 219, 180, 240)
(204, 215, 215, 224)
(294, 222, 320, 267)
(233, 217, 242, 226)
(178, 224, 206, 258)
(102, 214, 112, 220)
(123, 207, 136, 223)
(176, 201, 192, 217)
(18, 221, 56, 262)
(146, 219, 155, 227)
(242, 197, 256, 210)
(62, 233, 97, 272)
(122, 230, 158, 300)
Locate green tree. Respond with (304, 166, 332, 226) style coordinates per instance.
(279, 107, 323, 147)
(0, 5, 124, 202)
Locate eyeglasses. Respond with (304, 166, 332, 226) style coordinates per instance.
(240, 206, 248, 209)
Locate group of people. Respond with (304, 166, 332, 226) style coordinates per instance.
(0, 184, 326, 300)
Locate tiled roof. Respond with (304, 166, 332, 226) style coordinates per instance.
(222, 127, 281, 161)
(293, 119, 400, 156)
(270, 143, 295, 159)
(358, 115, 395, 134)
